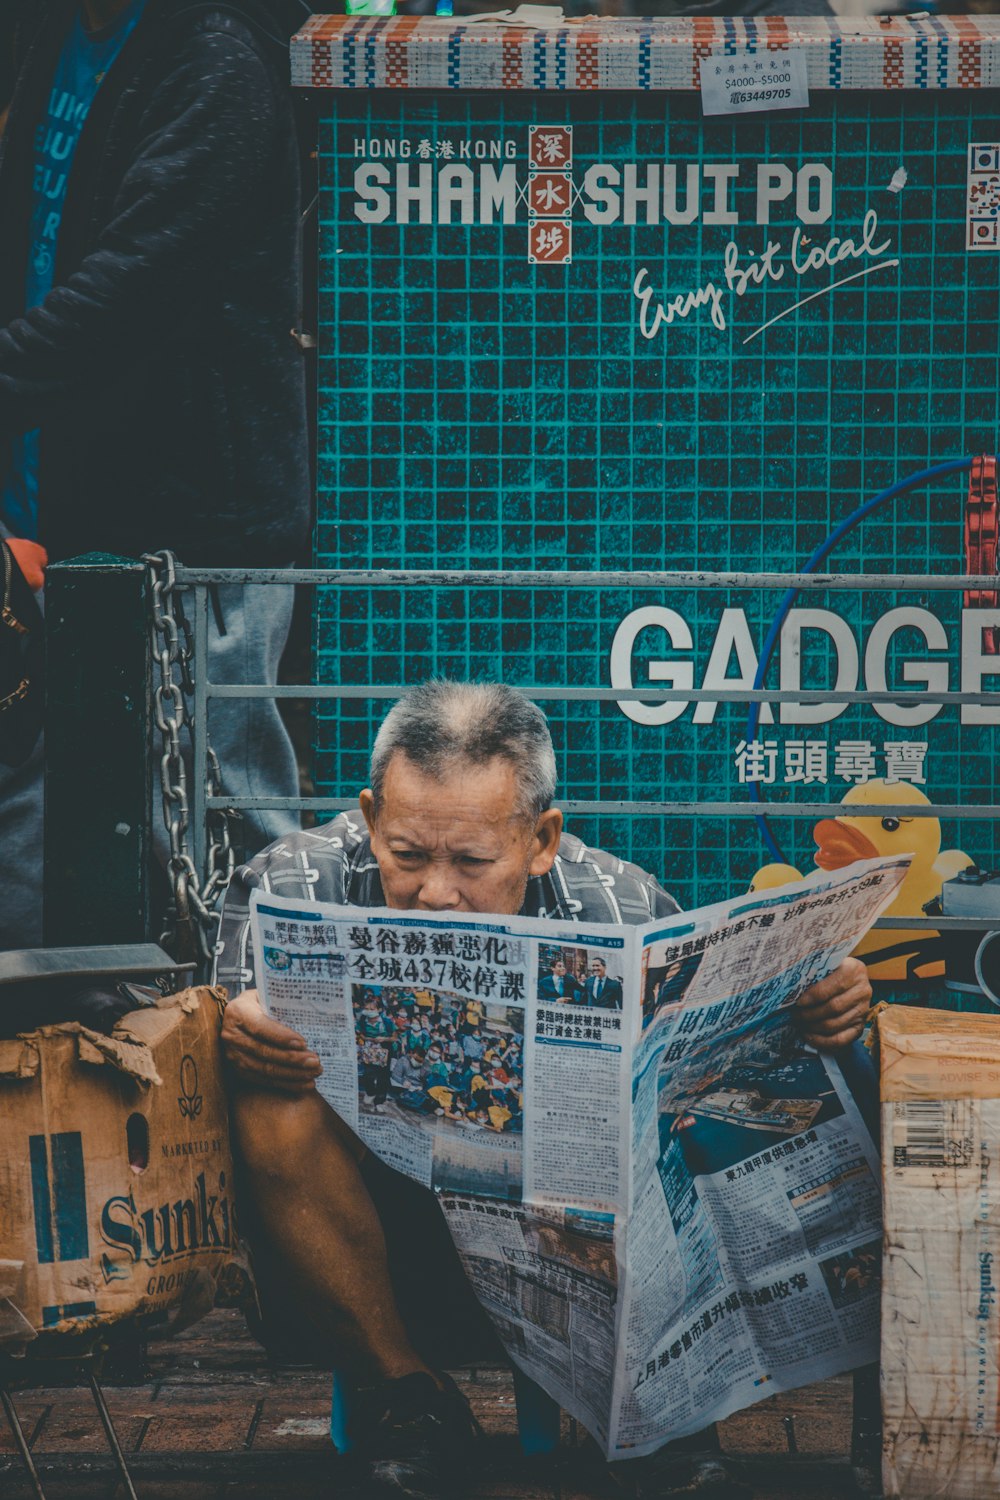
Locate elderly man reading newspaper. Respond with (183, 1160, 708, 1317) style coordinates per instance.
(216, 681, 874, 1500)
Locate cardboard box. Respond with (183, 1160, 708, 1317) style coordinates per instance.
(880, 1004, 1000, 1499)
(0, 987, 246, 1348)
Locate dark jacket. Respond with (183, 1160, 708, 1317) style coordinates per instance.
(0, 0, 310, 566)
(537, 972, 584, 1004)
(584, 974, 623, 1008)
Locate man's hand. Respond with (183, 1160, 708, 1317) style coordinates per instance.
(221, 990, 322, 1094)
(795, 957, 872, 1051)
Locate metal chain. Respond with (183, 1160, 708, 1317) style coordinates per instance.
(175, 594, 236, 919)
(143, 551, 235, 966)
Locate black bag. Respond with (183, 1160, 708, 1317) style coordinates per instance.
(0, 538, 44, 768)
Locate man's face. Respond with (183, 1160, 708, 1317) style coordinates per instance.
(552, 961, 566, 978)
(591, 960, 606, 979)
(360, 753, 561, 914)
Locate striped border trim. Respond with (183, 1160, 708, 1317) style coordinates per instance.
(290, 14, 1000, 91)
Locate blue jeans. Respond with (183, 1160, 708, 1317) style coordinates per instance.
(0, 580, 301, 951)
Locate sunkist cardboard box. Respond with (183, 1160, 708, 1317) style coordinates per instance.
(0, 987, 246, 1348)
(880, 1004, 1000, 1499)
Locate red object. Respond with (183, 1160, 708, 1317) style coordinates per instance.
(5, 537, 47, 592)
(528, 171, 572, 219)
(965, 453, 999, 654)
(528, 221, 572, 265)
(528, 126, 572, 171)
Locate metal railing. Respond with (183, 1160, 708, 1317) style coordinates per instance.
(41, 557, 1000, 952)
(179, 563, 1000, 928)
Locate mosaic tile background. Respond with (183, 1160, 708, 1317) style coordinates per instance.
(314, 91, 1000, 965)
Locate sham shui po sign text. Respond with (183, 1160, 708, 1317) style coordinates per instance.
(350, 128, 896, 331)
(352, 136, 834, 228)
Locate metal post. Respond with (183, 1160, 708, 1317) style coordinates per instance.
(87, 1373, 141, 1500)
(190, 582, 209, 900)
(44, 554, 153, 946)
(851, 1362, 882, 1497)
(0, 1384, 47, 1500)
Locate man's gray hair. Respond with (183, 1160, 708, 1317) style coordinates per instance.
(369, 681, 557, 822)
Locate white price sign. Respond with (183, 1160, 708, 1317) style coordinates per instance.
(701, 47, 809, 117)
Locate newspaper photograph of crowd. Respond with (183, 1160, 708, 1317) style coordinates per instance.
(352, 982, 525, 1134)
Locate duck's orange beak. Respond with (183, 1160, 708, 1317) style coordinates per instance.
(813, 818, 880, 871)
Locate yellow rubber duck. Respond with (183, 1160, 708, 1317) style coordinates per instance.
(812, 779, 972, 980)
(748, 863, 804, 893)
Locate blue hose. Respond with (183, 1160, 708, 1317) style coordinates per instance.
(745, 456, 975, 863)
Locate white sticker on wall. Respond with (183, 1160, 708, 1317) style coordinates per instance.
(967, 143, 1000, 251)
(701, 48, 809, 118)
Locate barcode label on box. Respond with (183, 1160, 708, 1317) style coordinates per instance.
(892, 1099, 976, 1177)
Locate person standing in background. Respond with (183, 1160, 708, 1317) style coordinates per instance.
(0, 0, 313, 948)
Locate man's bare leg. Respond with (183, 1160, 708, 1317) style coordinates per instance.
(232, 1086, 434, 1382)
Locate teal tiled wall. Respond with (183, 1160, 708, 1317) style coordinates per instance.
(314, 91, 1000, 925)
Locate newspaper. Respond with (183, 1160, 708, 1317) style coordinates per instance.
(250, 854, 907, 1459)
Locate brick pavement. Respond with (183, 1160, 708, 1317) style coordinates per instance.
(1, 1309, 860, 1499)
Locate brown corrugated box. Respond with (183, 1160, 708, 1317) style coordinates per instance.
(880, 1004, 1000, 1500)
(0, 987, 246, 1349)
